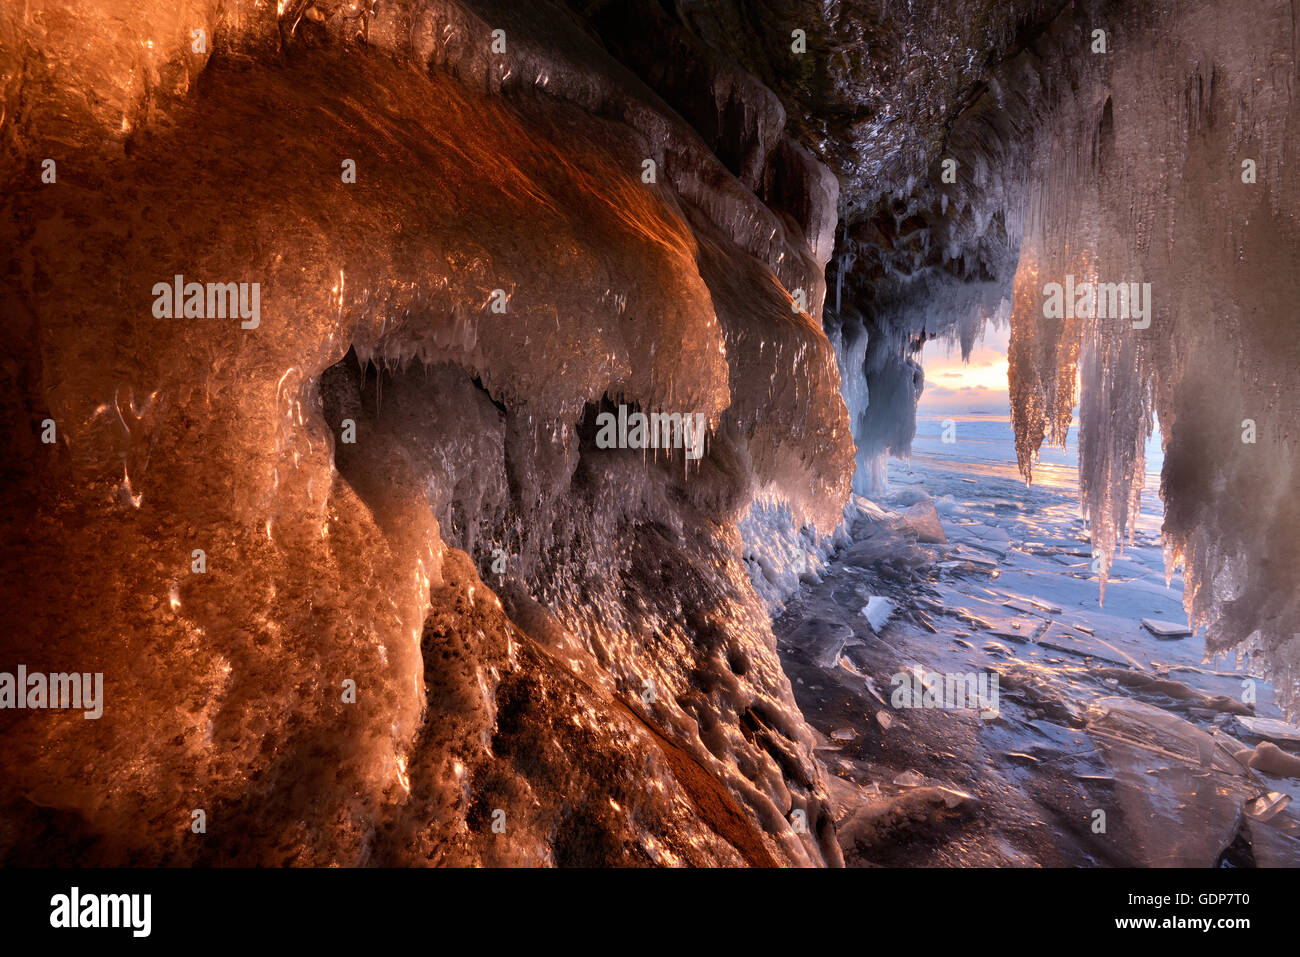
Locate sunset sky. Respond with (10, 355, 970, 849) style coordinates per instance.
(917, 322, 1012, 414)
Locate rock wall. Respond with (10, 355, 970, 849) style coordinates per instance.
(0, 0, 852, 865)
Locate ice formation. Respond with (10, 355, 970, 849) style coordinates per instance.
(816, 1, 1300, 705)
(0, 0, 852, 865)
(1002, 3, 1300, 703)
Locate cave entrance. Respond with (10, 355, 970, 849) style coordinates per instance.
(776, 316, 1292, 868)
(907, 321, 1166, 543)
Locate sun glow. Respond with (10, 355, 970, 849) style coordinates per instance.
(919, 324, 1013, 413)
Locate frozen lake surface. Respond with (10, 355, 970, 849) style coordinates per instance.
(774, 413, 1300, 866)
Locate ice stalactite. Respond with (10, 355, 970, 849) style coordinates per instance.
(1004, 1, 1300, 708)
(808, 0, 1034, 493)
(785, 0, 1300, 709)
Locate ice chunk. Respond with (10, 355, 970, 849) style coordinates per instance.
(859, 596, 896, 633)
(1140, 618, 1193, 640)
(902, 499, 947, 543)
(1235, 716, 1300, 746)
(1245, 793, 1293, 824)
(1244, 742, 1300, 779)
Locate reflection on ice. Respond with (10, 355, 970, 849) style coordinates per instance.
(775, 416, 1300, 866)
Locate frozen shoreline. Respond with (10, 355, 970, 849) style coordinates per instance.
(772, 426, 1300, 866)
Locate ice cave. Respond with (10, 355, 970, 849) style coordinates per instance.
(0, 0, 1297, 870)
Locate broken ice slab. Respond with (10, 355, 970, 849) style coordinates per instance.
(959, 613, 995, 631)
(984, 617, 1035, 643)
(1001, 599, 1046, 617)
(1086, 697, 1259, 866)
(965, 524, 1012, 543)
(1249, 818, 1300, 866)
(959, 540, 1007, 560)
(785, 618, 854, 668)
(841, 530, 924, 568)
(1037, 625, 1141, 669)
(1235, 715, 1300, 746)
(859, 596, 896, 633)
(1245, 792, 1293, 824)
(1050, 554, 1087, 566)
(1000, 593, 1063, 614)
(1094, 668, 1245, 711)
(949, 545, 1000, 567)
(1140, 618, 1193, 639)
(1090, 697, 1253, 774)
(830, 728, 855, 742)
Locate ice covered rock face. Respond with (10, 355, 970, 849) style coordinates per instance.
(573, 0, 1052, 481)
(0, 0, 853, 864)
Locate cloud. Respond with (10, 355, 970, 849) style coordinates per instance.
(918, 323, 1011, 412)
(919, 383, 1010, 414)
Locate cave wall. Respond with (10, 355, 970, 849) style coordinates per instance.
(0, 0, 853, 865)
